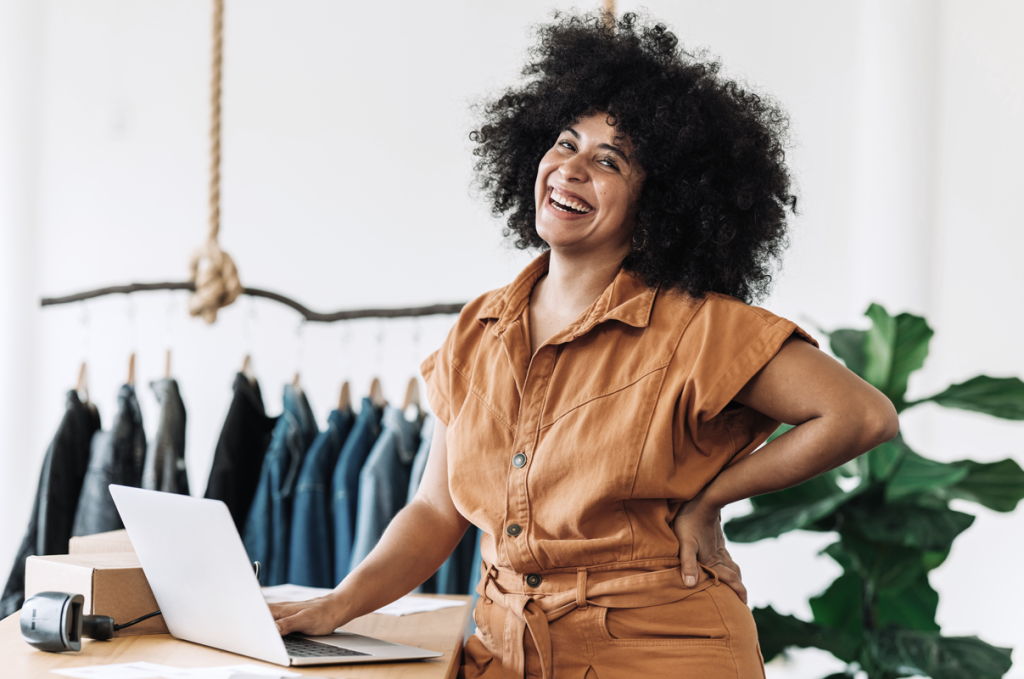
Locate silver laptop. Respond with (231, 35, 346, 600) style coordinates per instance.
(109, 484, 443, 667)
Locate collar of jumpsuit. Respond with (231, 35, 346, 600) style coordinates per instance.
(478, 250, 656, 338)
(422, 250, 811, 679)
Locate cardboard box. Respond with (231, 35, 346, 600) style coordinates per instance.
(69, 529, 136, 556)
(24, 553, 167, 636)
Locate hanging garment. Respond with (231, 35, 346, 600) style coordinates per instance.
(288, 407, 354, 588)
(435, 525, 479, 595)
(330, 398, 383, 584)
(407, 416, 436, 594)
(0, 391, 100, 619)
(243, 384, 318, 586)
(72, 384, 145, 537)
(142, 378, 188, 495)
(348, 406, 423, 572)
(205, 373, 277, 531)
(468, 529, 483, 631)
(406, 416, 433, 504)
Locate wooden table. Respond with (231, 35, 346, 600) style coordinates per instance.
(1, 594, 471, 678)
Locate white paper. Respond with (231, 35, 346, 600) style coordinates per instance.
(373, 595, 466, 617)
(261, 583, 333, 604)
(52, 663, 300, 679)
(52, 663, 170, 679)
(157, 664, 301, 679)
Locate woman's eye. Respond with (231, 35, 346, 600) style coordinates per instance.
(599, 158, 619, 170)
(558, 140, 575, 151)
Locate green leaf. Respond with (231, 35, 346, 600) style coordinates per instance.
(830, 328, 867, 377)
(862, 304, 933, 408)
(841, 501, 975, 551)
(750, 469, 842, 509)
(766, 422, 794, 444)
(888, 313, 934, 404)
(921, 549, 950, 570)
(867, 436, 914, 482)
(753, 606, 860, 664)
(886, 450, 969, 502)
(824, 535, 928, 592)
(913, 375, 1024, 420)
(726, 490, 854, 542)
(946, 458, 1024, 512)
(864, 303, 897, 391)
(877, 571, 940, 632)
(810, 571, 863, 645)
(868, 630, 1013, 679)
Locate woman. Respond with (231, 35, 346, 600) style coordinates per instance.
(271, 13, 898, 678)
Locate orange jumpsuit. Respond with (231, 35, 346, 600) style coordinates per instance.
(421, 252, 815, 679)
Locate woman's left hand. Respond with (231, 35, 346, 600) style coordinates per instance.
(673, 496, 747, 604)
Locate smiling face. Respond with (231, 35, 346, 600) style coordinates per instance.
(534, 112, 643, 259)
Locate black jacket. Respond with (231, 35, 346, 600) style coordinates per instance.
(72, 384, 146, 537)
(205, 373, 277, 531)
(1, 391, 100, 619)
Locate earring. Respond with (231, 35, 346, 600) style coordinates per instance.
(631, 228, 647, 253)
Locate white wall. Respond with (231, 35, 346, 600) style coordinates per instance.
(1, 1, 1021, 677)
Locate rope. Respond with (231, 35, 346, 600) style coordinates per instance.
(189, 0, 242, 324)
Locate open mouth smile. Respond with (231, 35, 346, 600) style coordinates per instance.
(548, 187, 593, 215)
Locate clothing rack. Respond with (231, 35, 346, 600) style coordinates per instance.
(40, 282, 466, 322)
(36, 2, 466, 325)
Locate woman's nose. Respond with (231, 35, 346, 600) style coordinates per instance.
(559, 154, 589, 183)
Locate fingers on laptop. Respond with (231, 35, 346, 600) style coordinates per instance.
(271, 601, 335, 636)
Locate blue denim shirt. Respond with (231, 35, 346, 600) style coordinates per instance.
(243, 384, 318, 586)
(406, 416, 433, 505)
(407, 417, 435, 594)
(349, 406, 423, 571)
(142, 378, 189, 495)
(331, 398, 383, 583)
(288, 407, 354, 587)
(435, 525, 479, 595)
(73, 384, 145, 537)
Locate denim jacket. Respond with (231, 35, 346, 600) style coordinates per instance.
(406, 416, 433, 505)
(72, 384, 145, 537)
(205, 373, 277, 531)
(331, 398, 383, 583)
(142, 378, 188, 495)
(288, 407, 354, 587)
(348, 406, 423, 571)
(0, 391, 100, 619)
(408, 416, 435, 594)
(243, 384, 318, 586)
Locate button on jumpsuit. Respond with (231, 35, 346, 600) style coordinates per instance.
(420, 252, 816, 679)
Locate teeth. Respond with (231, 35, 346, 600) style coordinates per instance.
(550, 190, 591, 213)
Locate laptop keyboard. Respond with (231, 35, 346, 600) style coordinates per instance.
(283, 634, 370, 658)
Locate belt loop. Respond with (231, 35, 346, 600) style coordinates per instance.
(482, 562, 498, 604)
(700, 562, 720, 586)
(575, 568, 588, 610)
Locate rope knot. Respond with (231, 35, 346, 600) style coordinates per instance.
(188, 238, 242, 323)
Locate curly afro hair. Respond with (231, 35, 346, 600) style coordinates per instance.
(471, 12, 797, 304)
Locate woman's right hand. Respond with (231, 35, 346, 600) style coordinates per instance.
(270, 594, 348, 636)
(270, 420, 467, 637)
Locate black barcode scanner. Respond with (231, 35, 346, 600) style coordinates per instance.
(21, 561, 259, 652)
(21, 592, 110, 652)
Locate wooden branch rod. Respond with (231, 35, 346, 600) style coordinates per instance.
(40, 282, 466, 322)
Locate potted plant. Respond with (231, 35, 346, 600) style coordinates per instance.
(726, 304, 1024, 679)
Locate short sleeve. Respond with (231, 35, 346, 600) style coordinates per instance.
(680, 294, 818, 465)
(420, 325, 455, 427)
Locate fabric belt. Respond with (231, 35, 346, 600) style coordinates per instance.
(478, 560, 720, 679)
